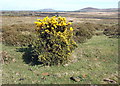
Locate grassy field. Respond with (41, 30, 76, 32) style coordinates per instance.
(2, 15, 118, 26)
(2, 35, 118, 84)
(1, 12, 119, 84)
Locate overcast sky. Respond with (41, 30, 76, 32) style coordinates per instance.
(1, 0, 119, 11)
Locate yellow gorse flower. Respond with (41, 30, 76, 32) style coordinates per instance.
(34, 22, 39, 24)
(34, 16, 77, 65)
(51, 27, 54, 29)
(34, 16, 74, 34)
(37, 19, 41, 21)
(45, 29, 50, 33)
(67, 22, 72, 25)
(68, 53, 71, 55)
(70, 27, 73, 31)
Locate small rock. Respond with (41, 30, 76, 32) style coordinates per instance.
(12, 58, 16, 62)
(19, 78, 25, 81)
(28, 68, 32, 71)
(109, 80, 116, 83)
(41, 72, 49, 76)
(64, 64, 69, 66)
(70, 76, 80, 82)
(94, 58, 98, 61)
(36, 74, 39, 76)
(41, 76, 46, 80)
(82, 74, 87, 78)
(103, 78, 110, 81)
(103, 78, 116, 83)
(16, 72, 20, 76)
(64, 72, 68, 76)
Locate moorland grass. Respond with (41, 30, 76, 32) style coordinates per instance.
(2, 35, 118, 84)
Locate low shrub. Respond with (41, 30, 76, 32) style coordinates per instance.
(2, 24, 36, 46)
(103, 24, 119, 38)
(71, 23, 108, 43)
(30, 16, 77, 66)
(72, 23, 95, 43)
(93, 24, 107, 31)
(2, 21, 108, 46)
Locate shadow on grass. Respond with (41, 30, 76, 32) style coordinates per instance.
(16, 45, 43, 66)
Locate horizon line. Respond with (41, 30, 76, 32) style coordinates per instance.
(1, 7, 118, 11)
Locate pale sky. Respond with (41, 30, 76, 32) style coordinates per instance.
(1, 0, 119, 11)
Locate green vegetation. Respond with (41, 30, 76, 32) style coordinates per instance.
(2, 35, 118, 84)
(103, 24, 119, 38)
(2, 22, 108, 46)
(30, 16, 77, 65)
(72, 23, 95, 43)
(1, 14, 119, 84)
(72, 22, 108, 43)
(2, 24, 36, 46)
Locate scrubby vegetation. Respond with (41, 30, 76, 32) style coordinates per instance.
(2, 22, 109, 46)
(31, 16, 77, 65)
(2, 35, 118, 84)
(103, 24, 119, 38)
(2, 24, 36, 46)
(72, 23, 95, 43)
(1, 14, 119, 84)
(71, 22, 108, 43)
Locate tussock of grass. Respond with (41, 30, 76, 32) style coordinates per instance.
(2, 24, 36, 46)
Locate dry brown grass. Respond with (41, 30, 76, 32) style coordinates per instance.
(68, 12, 118, 15)
(1, 12, 118, 45)
(2, 16, 44, 26)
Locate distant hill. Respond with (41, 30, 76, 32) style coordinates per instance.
(37, 8, 57, 12)
(35, 7, 118, 12)
(100, 8, 118, 12)
(37, 8, 64, 12)
(75, 7, 118, 12)
(80, 7, 99, 12)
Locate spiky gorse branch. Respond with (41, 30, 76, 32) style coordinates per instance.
(33, 16, 77, 65)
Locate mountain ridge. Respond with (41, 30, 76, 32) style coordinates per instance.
(36, 7, 118, 12)
(75, 7, 118, 12)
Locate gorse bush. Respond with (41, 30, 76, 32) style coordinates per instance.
(103, 24, 119, 38)
(32, 16, 77, 65)
(3, 31, 35, 46)
(72, 23, 95, 43)
(2, 24, 36, 46)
